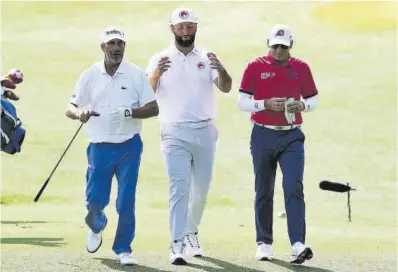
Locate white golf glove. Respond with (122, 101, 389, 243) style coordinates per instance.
(284, 98, 296, 124)
(106, 108, 132, 126)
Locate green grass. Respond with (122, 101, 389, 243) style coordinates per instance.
(1, 1, 397, 272)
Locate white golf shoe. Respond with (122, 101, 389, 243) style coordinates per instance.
(290, 242, 313, 264)
(116, 252, 136, 266)
(185, 233, 204, 257)
(255, 243, 273, 261)
(170, 240, 187, 265)
(86, 230, 103, 253)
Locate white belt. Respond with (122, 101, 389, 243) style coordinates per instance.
(254, 122, 301, 131)
(167, 120, 214, 129)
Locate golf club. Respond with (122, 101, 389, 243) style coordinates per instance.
(33, 111, 99, 202)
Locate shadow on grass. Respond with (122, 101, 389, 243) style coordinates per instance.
(95, 258, 168, 272)
(1, 220, 49, 224)
(199, 256, 268, 271)
(95, 256, 335, 272)
(197, 257, 334, 272)
(271, 258, 334, 272)
(0, 237, 66, 247)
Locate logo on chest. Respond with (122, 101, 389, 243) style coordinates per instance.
(197, 62, 205, 69)
(260, 72, 275, 79)
(288, 71, 298, 79)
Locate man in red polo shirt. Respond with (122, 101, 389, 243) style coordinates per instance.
(237, 24, 318, 265)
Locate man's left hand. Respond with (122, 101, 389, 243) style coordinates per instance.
(207, 52, 223, 71)
(287, 101, 305, 113)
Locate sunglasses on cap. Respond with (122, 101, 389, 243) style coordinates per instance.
(271, 44, 289, 49)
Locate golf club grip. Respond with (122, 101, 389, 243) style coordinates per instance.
(34, 178, 50, 202)
(33, 123, 84, 202)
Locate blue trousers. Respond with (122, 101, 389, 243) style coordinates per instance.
(250, 124, 306, 246)
(85, 134, 143, 254)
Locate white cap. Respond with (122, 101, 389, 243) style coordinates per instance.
(268, 24, 293, 46)
(100, 27, 125, 44)
(170, 7, 198, 25)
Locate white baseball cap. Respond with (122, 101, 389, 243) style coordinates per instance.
(100, 27, 125, 44)
(170, 7, 198, 25)
(268, 24, 293, 47)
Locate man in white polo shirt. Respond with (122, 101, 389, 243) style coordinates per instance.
(65, 27, 158, 266)
(146, 7, 232, 265)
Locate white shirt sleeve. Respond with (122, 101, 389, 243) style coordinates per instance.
(237, 92, 266, 112)
(146, 54, 160, 77)
(211, 68, 219, 82)
(301, 94, 318, 112)
(69, 70, 90, 107)
(138, 71, 156, 107)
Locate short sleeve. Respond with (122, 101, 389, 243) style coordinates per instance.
(211, 67, 219, 82)
(301, 62, 318, 99)
(69, 70, 90, 107)
(146, 54, 161, 77)
(138, 71, 156, 107)
(239, 62, 255, 95)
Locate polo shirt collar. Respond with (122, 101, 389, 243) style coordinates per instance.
(169, 41, 199, 56)
(100, 60, 127, 75)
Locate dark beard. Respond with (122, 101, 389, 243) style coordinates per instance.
(174, 33, 195, 47)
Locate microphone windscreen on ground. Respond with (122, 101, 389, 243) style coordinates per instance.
(319, 180, 353, 193)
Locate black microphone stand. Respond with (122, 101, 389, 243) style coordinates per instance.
(347, 182, 351, 222)
(346, 182, 357, 222)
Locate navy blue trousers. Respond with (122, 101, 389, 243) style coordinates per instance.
(85, 134, 143, 254)
(250, 124, 306, 246)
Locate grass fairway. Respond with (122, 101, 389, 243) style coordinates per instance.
(1, 1, 397, 271)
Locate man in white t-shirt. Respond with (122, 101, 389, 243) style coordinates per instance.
(146, 7, 232, 265)
(65, 27, 158, 266)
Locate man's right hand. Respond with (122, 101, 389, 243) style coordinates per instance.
(155, 57, 171, 77)
(78, 109, 91, 123)
(264, 98, 287, 112)
(78, 109, 99, 123)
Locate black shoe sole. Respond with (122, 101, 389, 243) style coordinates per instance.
(290, 248, 313, 265)
(86, 238, 102, 254)
(86, 218, 107, 254)
(172, 257, 188, 265)
(259, 257, 272, 261)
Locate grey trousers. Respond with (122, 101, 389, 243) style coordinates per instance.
(161, 123, 218, 242)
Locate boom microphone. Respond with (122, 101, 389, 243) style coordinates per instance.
(319, 180, 357, 222)
(319, 180, 355, 193)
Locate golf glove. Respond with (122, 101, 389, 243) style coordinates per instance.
(284, 97, 296, 124)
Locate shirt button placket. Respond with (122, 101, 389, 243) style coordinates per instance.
(183, 56, 187, 72)
(110, 76, 115, 89)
